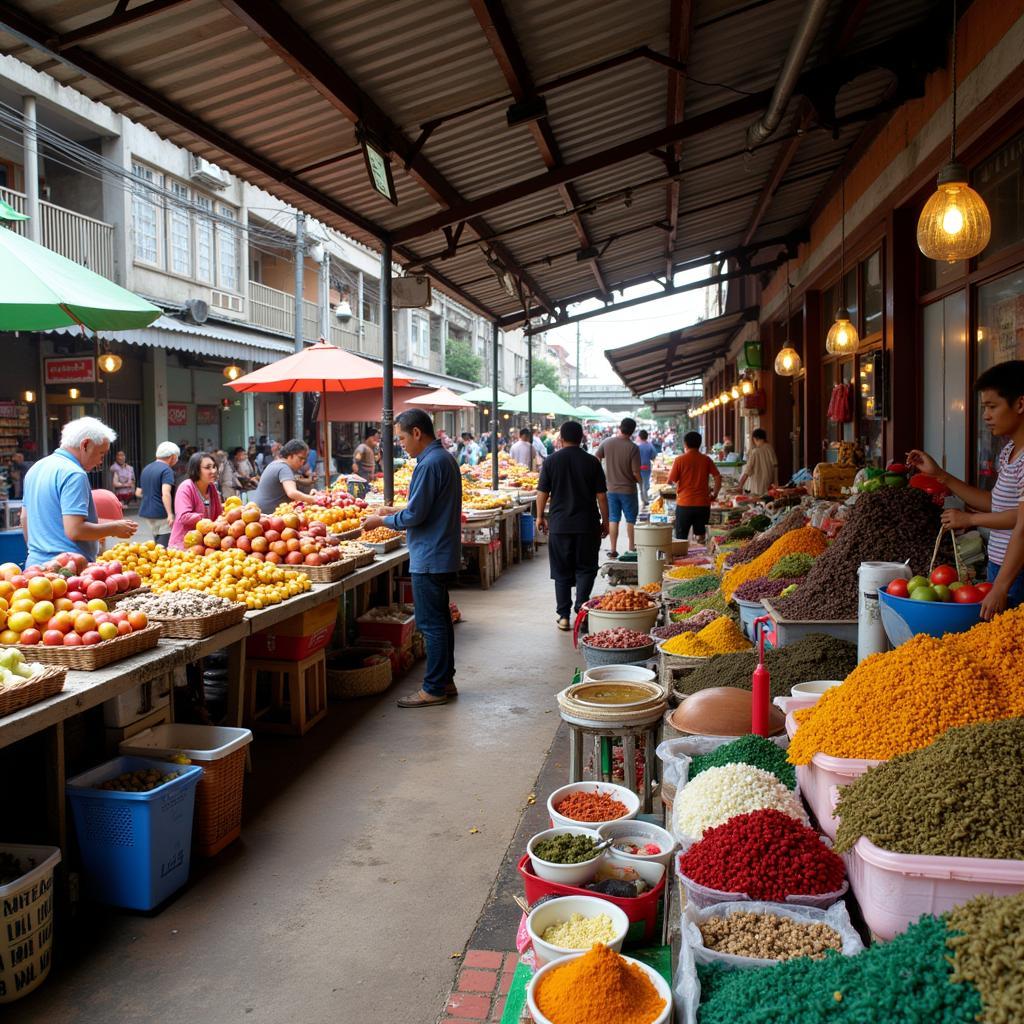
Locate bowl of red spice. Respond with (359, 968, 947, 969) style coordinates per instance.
(547, 781, 640, 831)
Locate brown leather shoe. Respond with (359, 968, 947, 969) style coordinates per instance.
(445, 683, 459, 697)
(397, 689, 448, 708)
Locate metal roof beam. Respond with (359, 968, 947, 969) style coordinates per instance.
(664, 0, 694, 280)
(218, 0, 556, 315)
(51, 0, 193, 49)
(468, 0, 609, 298)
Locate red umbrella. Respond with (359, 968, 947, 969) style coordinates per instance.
(227, 340, 414, 488)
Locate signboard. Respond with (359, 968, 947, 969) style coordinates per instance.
(44, 357, 95, 385)
(167, 403, 188, 427)
(196, 405, 219, 425)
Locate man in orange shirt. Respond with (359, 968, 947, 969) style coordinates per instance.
(667, 431, 721, 542)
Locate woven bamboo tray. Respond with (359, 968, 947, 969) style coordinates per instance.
(147, 603, 247, 639)
(328, 526, 363, 541)
(339, 547, 375, 569)
(290, 557, 356, 583)
(326, 654, 392, 699)
(0, 665, 66, 716)
(8, 622, 163, 670)
(104, 586, 151, 607)
(363, 536, 403, 553)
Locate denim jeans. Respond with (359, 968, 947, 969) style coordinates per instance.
(987, 560, 1024, 608)
(640, 469, 651, 503)
(411, 572, 456, 697)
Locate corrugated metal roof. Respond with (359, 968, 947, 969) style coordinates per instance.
(0, 0, 942, 364)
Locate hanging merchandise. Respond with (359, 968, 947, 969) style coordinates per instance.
(826, 383, 853, 423)
(744, 386, 767, 412)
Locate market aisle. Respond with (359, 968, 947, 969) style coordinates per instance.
(19, 555, 579, 1024)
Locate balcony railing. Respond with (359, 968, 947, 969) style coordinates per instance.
(249, 280, 319, 341)
(329, 318, 384, 358)
(0, 185, 115, 280)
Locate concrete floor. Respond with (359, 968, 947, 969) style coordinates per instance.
(19, 554, 580, 1024)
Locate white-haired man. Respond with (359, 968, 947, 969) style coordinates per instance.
(22, 416, 138, 567)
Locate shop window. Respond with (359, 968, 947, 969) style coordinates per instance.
(410, 317, 429, 361)
(168, 180, 191, 276)
(217, 205, 239, 292)
(843, 268, 858, 334)
(131, 162, 161, 265)
(195, 195, 214, 284)
(923, 291, 967, 484)
(858, 353, 884, 467)
(863, 252, 882, 337)
(974, 129, 1024, 262)
(975, 269, 1024, 486)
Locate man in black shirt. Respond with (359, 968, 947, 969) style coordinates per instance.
(536, 421, 609, 631)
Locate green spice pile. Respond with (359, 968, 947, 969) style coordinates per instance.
(669, 574, 720, 600)
(725, 524, 757, 542)
(532, 833, 599, 864)
(747, 515, 771, 532)
(834, 718, 1024, 859)
(674, 633, 857, 700)
(725, 509, 806, 568)
(690, 734, 796, 790)
(769, 553, 816, 579)
(672, 591, 732, 619)
(696, 913, 983, 1024)
(947, 893, 1024, 1023)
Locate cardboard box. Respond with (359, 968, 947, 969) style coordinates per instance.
(247, 601, 337, 659)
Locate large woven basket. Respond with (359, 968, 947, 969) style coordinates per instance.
(11, 622, 162, 670)
(192, 745, 247, 857)
(337, 546, 375, 568)
(0, 665, 66, 716)
(362, 536, 403, 553)
(290, 557, 356, 583)
(328, 526, 363, 541)
(326, 649, 392, 699)
(148, 603, 247, 639)
(105, 586, 151, 607)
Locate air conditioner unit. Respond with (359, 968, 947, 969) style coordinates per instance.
(183, 297, 209, 323)
(189, 155, 228, 190)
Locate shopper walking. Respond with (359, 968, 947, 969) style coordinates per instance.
(536, 421, 609, 631)
(353, 429, 380, 484)
(667, 431, 721, 543)
(738, 428, 779, 495)
(252, 439, 310, 513)
(109, 451, 136, 506)
(22, 416, 138, 567)
(596, 417, 641, 557)
(137, 442, 180, 542)
(636, 429, 656, 507)
(169, 452, 223, 549)
(510, 428, 543, 469)
(363, 409, 462, 707)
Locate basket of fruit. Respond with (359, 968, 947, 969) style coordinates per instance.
(359, 526, 405, 552)
(0, 654, 66, 716)
(579, 627, 657, 667)
(115, 591, 248, 640)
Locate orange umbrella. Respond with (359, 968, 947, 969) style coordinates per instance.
(227, 340, 414, 488)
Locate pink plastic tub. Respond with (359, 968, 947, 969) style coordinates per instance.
(845, 837, 1024, 940)
(785, 712, 881, 839)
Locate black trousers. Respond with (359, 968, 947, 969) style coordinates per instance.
(675, 504, 711, 540)
(548, 531, 601, 619)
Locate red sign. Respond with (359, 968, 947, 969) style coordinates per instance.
(167, 403, 188, 427)
(45, 356, 95, 384)
(196, 404, 219, 425)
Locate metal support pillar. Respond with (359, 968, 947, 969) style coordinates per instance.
(292, 211, 305, 439)
(381, 241, 394, 506)
(491, 322, 500, 491)
(526, 319, 533, 429)
(22, 95, 39, 242)
(575, 322, 581, 406)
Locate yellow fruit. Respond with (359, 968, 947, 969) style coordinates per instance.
(87, 598, 109, 613)
(31, 601, 54, 623)
(10, 598, 34, 614)
(8, 611, 34, 633)
(27, 577, 53, 601)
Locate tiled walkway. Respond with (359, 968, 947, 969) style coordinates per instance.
(441, 950, 519, 1021)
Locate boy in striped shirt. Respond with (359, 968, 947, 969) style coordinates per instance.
(908, 360, 1024, 612)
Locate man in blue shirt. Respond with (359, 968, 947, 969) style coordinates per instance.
(363, 409, 462, 707)
(22, 416, 138, 568)
(636, 429, 656, 508)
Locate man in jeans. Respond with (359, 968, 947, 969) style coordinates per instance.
(536, 421, 609, 630)
(363, 410, 462, 708)
(596, 417, 641, 557)
(636, 429, 656, 507)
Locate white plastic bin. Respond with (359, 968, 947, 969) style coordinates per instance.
(102, 674, 171, 727)
(0, 845, 60, 1003)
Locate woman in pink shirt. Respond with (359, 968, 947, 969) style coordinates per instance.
(169, 451, 223, 549)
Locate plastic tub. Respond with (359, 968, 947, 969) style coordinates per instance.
(0, 845, 61, 1003)
(597, 819, 677, 869)
(519, 512, 535, 543)
(586, 604, 660, 634)
(846, 836, 1024, 940)
(527, 827, 603, 887)
(526, 894, 630, 967)
(580, 638, 656, 668)
(547, 781, 640, 830)
(67, 755, 203, 910)
(518, 854, 666, 944)
(878, 588, 982, 645)
(119, 724, 253, 857)
(761, 600, 858, 647)
(734, 597, 764, 640)
(582, 665, 656, 685)
(790, 679, 842, 700)
(528, 949, 672, 1024)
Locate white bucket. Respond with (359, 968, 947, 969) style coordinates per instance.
(857, 561, 911, 662)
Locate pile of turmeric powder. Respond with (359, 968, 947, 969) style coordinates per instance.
(721, 527, 828, 601)
(788, 608, 1024, 764)
(534, 943, 667, 1024)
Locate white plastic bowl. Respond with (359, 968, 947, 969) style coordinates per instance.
(581, 665, 657, 685)
(790, 679, 843, 700)
(526, 895, 630, 967)
(527, 949, 672, 1024)
(527, 827, 603, 886)
(547, 781, 640, 830)
(596, 819, 677, 868)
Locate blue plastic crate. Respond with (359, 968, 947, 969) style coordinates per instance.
(67, 756, 203, 911)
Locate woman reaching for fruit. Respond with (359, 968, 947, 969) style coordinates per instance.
(169, 452, 223, 550)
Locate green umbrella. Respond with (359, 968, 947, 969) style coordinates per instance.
(501, 383, 578, 416)
(0, 198, 29, 221)
(459, 384, 513, 404)
(0, 223, 160, 331)
(574, 404, 599, 419)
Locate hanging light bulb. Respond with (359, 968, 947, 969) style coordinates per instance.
(719, 391, 730, 404)
(740, 378, 754, 396)
(98, 352, 123, 374)
(827, 177, 860, 355)
(730, 385, 740, 400)
(22, 390, 35, 403)
(917, 1, 992, 263)
(774, 347, 802, 376)
(223, 364, 243, 381)
(68, 387, 81, 400)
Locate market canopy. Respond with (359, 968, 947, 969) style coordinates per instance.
(606, 308, 760, 395)
(573, 405, 599, 419)
(406, 386, 478, 412)
(501, 384, 578, 417)
(591, 408, 618, 421)
(0, 221, 160, 332)
(458, 385, 513, 405)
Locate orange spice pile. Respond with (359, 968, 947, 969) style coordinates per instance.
(720, 527, 828, 601)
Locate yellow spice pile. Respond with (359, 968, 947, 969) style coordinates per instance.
(661, 615, 751, 657)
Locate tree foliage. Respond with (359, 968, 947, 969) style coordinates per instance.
(445, 338, 482, 383)
(530, 357, 571, 401)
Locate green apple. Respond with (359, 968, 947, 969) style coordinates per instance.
(932, 584, 953, 602)
(948, 580, 965, 590)
(907, 575, 931, 593)
(910, 586, 937, 601)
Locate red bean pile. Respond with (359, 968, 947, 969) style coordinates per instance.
(677, 809, 846, 900)
(583, 628, 653, 649)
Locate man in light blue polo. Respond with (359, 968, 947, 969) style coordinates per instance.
(22, 416, 138, 567)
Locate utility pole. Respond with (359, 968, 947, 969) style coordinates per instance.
(381, 242, 394, 506)
(292, 211, 305, 440)
(575, 322, 581, 406)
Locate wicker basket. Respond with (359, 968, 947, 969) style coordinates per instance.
(290, 557, 356, 583)
(328, 526, 363, 541)
(363, 537, 403, 553)
(11, 622, 162, 670)
(105, 586, 151, 607)
(192, 745, 247, 857)
(147, 603, 247, 640)
(655, 640, 710, 669)
(0, 665, 66, 716)
(339, 547, 375, 569)
(326, 648, 392, 698)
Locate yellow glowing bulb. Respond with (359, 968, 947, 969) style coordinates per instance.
(942, 202, 964, 236)
(917, 163, 991, 262)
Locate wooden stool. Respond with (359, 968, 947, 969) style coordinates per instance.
(244, 650, 327, 735)
(565, 714, 662, 813)
(462, 542, 493, 589)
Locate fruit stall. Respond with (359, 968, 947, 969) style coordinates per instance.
(488, 473, 1022, 1024)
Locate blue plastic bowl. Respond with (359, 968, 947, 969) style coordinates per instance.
(877, 587, 982, 646)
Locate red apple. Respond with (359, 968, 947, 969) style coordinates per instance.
(19, 628, 41, 645)
(105, 560, 123, 575)
(79, 630, 101, 646)
(86, 581, 108, 600)
(125, 571, 141, 590)
(67, 590, 86, 604)
(63, 632, 83, 646)
(42, 629, 64, 646)
(116, 619, 133, 636)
